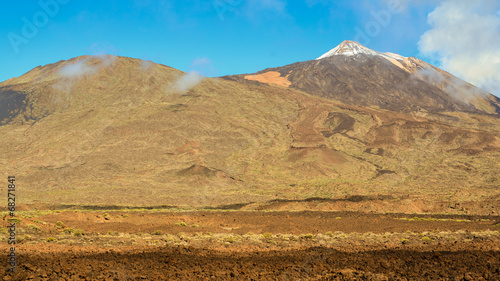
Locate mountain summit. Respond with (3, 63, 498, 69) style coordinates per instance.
(316, 40, 407, 65)
(317, 40, 388, 58)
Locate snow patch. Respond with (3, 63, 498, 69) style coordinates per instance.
(316, 41, 380, 59)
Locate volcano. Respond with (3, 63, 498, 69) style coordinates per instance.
(234, 40, 500, 114)
(1, 48, 499, 214)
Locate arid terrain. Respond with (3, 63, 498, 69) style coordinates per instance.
(1, 55, 499, 212)
(1, 44, 500, 279)
(1, 206, 499, 280)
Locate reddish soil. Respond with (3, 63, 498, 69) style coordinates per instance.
(1, 210, 499, 280)
(21, 210, 499, 235)
(244, 71, 291, 87)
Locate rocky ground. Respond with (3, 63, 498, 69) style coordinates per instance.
(1, 209, 499, 280)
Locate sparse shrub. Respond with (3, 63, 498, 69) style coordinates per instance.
(401, 238, 409, 245)
(335, 217, 341, 220)
(33, 220, 44, 224)
(73, 229, 85, 237)
(64, 228, 75, 234)
(122, 214, 129, 218)
(108, 231, 119, 236)
(175, 222, 187, 226)
(152, 230, 163, 235)
(47, 237, 56, 242)
(7, 218, 22, 224)
(302, 234, 314, 239)
(422, 237, 433, 243)
(55, 221, 65, 228)
(191, 224, 200, 228)
(262, 232, 273, 240)
(26, 224, 40, 233)
(226, 236, 235, 243)
(325, 231, 333, 237)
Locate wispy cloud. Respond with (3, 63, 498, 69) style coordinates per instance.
(53, 55, 116, 93)
(140, 60, 154, 71)
(415, 67, 484, 103)
(416, 67, 445, 85)
(58, 60, 96, 79)
(418, 0, 500, 97)
(191, 57, 217, 77)
(173, 71, 204, 93)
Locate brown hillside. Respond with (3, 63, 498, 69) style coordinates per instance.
(0, 55, 499, 215)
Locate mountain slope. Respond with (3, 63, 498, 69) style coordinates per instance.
(1, 54, 499, 214)
(236, 41, 500, 115)
(0, 56, 301, 206)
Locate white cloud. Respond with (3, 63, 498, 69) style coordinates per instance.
(173, 71, 204, 93)
(418, 0, 500, 96)
(58, 60, 97, 78)
(53, 55, 116, 92)
(140, 60, 154, 71)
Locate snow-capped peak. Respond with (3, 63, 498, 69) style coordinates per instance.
(316, 40, 407, 63)
(316, 41, 380, 59)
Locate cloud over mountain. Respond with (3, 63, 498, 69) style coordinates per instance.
(54, 55, 116, 92)
(173, 71, 204, 93)
(418, 0, 500, 97)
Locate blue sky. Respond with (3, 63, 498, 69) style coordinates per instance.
(1, 0, 499, 95)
